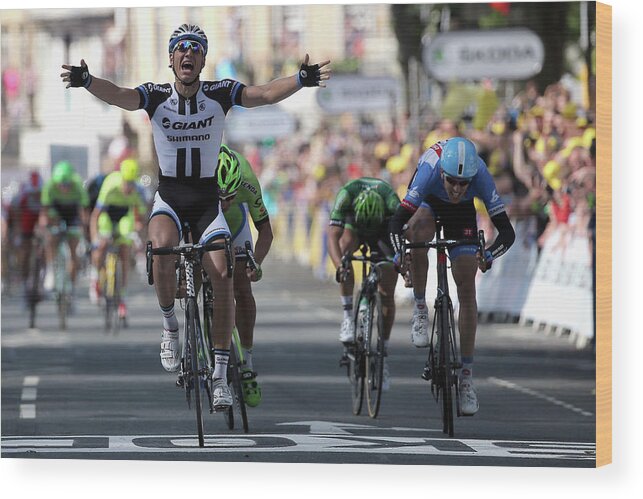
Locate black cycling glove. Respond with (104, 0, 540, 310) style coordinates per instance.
(297, 62, 321, 87)
(69, 62, 93, 88)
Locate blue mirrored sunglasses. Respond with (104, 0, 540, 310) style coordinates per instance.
(174, 40, 204, 53)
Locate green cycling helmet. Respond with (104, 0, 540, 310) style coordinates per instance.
(353, 187, 385, 227)
(217, 145, 242, 195)
(52, 161, 74, 184)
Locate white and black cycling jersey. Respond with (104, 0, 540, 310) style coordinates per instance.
(136, 79, 246, 180)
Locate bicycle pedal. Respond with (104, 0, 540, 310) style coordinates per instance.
(339, 354, 349, 367)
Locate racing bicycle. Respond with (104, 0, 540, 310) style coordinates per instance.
(146, 226, 233, 447)
(339, 244, 390, 418)
(403, 221, 485, 437)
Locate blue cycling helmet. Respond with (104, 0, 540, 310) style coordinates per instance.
(440, 137, 479, 179)
(168, 24, 208, 55)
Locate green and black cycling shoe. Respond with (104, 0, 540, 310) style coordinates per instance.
(241, 369, 262, 407)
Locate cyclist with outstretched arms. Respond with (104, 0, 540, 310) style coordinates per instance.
(89, 159, 147, 321)
(40, 161, 89, 297)
(328, 177, 400, 390)
(61, 23, 330, 409)
(215, 145, 272, 407)
(388, 137, 515, 415)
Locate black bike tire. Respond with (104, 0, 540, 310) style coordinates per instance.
(365, 293, 384, 418)
(349, 290, 366, 415)
(186, 298, 205, 447)
(440, 297, 455, 437)
(228, 342, 249, 433)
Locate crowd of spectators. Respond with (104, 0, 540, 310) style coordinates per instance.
(237, 77, 597, 258)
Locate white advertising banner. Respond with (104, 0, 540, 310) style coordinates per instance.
(423, 28, 544, 81)
(316, 75, 401, 114)
(225, 105, 296, 142)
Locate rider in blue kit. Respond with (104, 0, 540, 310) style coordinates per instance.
(389, 137, 515, 415)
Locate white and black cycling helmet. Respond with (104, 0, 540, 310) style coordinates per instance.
(168, 24, 209, 55)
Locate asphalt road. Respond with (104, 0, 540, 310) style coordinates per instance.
(1, 257, 596, 467)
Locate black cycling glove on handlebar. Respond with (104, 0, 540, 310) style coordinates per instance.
(297, 62, 321, 87)
(69, 62, 93, 88)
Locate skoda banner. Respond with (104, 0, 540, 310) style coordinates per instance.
(423, 28, 544, 81)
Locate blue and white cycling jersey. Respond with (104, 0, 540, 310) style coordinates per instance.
(401, 140, 506, 218)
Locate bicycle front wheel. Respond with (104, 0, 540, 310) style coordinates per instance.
(438, 297, 455, 437)
(348, 291, 366, 415)
(186, 298, 205, 447)
(365, 293, 384, 418)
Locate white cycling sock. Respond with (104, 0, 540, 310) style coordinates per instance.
(341, 295, 353, 320)
(160, 303, 178, 332)
(213, 349, 230, 380)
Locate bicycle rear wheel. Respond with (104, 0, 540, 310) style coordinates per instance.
(186, 298, 206, 447)
(226, 339, 249, 433)
(365, 293, 384, 418)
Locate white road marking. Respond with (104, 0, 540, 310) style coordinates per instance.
(488, 377, 594, 417)
(0, 434, 595, 460)
(19, 376, 40, 419)
(19, 405, 36, 419)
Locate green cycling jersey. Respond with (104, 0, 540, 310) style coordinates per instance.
(41, 173, 89, 208)
(223, 152, 269, 234)
(96, 171, 146, 214)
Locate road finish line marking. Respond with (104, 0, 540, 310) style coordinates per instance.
(19, 376, 40, 419)
(488, 377, 594, 417)
(1, 434, 595, 461)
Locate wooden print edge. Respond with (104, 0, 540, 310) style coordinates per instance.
(595, 0, 612, 468)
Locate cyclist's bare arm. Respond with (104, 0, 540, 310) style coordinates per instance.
(327, 225, 345, 270)
(61, 60, 139, 111)
(89, 207, 101, 242)
(253, 221, 273, 266)
(241, 76, 300, 108)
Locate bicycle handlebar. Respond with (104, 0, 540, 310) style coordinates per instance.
(146, 236, 233, 285)
(404, 230, 486, 253)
